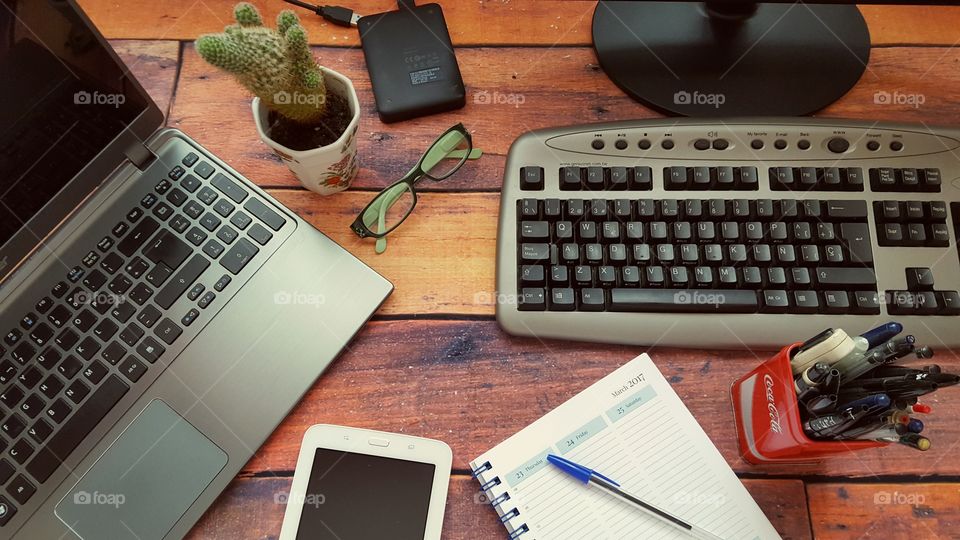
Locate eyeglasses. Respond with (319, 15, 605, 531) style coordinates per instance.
(350, 123, 482, 253)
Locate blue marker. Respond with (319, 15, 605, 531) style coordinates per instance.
(860, 322, 903, 348)
(836, 393, 891, 413)
(907, 418, 924, 433)
(547, 454, 723, 540)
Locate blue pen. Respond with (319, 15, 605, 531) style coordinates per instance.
(547, 454, 724, 540)
(860, 322, 903, 348)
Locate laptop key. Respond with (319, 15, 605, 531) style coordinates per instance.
(27, 375, 129, 483)
(202, 240, 224, 259)
(220, 238, 259, 275)
(244, 198, 286, 231)
(10, 439, 35, 464)
(128, 283, 153, 305)
(248, 223, 273, 245)
(144, 230, 192, 270)
(194, 161, 215, 179)
(211, 173, 249, 203)
(101, 341, 126, 365)
(28, 419, 53, 444)
(137, 305, 162, 328)
(156, 255, 210, 309)
(0, 495, 17, 526)
(230, 212, 252, 230)
(0, 362, 17, 385)
(169, 214, 190, 233)
(167, 188, 188, 207)
(213, 198, 235, 217)
(154, 319, 182, 345)
(0, 460, 13, 484)
(35, 297, 53, 314)
(119, 324, 144, 347)
(38, 375, 63, 399)
(136, 337, 165, 364)
(111, 222, 129, 238)
(36, 349, 61, 371)
(185, 227, 208, 246)
(65, 380, 90, 404)
(83, 360, 108, 385)
(1, 414, 25, 438)
(117, 217, 159, 257)
(29, 323, 53, 347)
(168, 165, 185, 181)
(57, 355, 82, 378)
(47, 305, 70, 328)
(120, 357, 147, 382)
(197, 187, 218, 205)
(110, 301, 136, 323)
(180, 174, 201, 193)
(182, 152, 198, 167)
(145, 262, 173, 287)
(44, 399, 72, 424)
(7, 475, 35, 504)
(100, 252, 124, 274)
(93, 319, 119, 341)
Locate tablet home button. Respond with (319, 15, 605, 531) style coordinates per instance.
(368, 437, 390, 447)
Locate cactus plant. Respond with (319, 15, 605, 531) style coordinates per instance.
(196, 3, 328, 124)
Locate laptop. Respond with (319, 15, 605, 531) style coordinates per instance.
(0, 1, 392, 538)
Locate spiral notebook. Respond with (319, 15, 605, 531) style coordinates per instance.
(470, 353, 780, 540)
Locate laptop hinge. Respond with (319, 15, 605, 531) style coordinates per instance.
(124, 141, 157, 171)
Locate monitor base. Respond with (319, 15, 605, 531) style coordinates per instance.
(592, 1, 871, 116)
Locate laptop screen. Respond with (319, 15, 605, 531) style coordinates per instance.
(0, 0, 151, 254)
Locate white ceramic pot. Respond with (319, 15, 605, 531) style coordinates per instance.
(252, 68, 361, 196)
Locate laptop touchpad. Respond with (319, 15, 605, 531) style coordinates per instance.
(56, 400, 227, 539)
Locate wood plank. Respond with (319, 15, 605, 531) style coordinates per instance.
(808, 482, 960, 539)
(227, 319, 960, 478)
(173, 46, 960, 191)
(266, 190, 498, 316)
(109, 40, 180, 118)
(187, 475, 810, 539)
(79, 0, 960, 47)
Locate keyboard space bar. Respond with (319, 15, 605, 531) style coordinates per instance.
(26, 375, 129, 483)
(609, 289, 759, 313)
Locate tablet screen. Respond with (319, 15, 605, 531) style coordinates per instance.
(295, 448, 436, 539)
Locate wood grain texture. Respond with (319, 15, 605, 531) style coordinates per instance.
(172, 46, 960, 191)
(267, 190, 498, 316)
(229, 318, 960, 478)
(187, 475, 811, 540)
(110, 40, 180, 117)
(807, 483, 960, 539)
(79, 0, 960, 47)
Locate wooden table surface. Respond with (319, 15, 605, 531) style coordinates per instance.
(76, 1, 960, 538)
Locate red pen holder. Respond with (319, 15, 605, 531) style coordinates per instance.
(731, 343, 887, 464)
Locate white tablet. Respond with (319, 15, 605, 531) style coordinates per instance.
(279, 424, 453, 540)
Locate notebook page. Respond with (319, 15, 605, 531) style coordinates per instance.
(471, 354, 780, 540)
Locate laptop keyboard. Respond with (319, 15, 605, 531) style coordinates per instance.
(0, 148, 288, 525)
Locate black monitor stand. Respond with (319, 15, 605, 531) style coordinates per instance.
(592, 1, 870, 116)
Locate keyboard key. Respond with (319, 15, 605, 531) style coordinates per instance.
(119, 357, 147, 383)
(65, 379, 90, 404)
(219, 238, 259, 275)
(117, 217, 159, 257)
(1, 414, 25, 438)
(216, 226, 239, 245)
(184, 200, 204, 219)
(137, 305, 162, 328)
(182, 152, 199, 167)
(211, 173, 249, 203)
(0, 495, 17, 526)
(154, 319, 183, 345)
(186, 227, 208, 247)
(0, 460, 13, 485)
(119, 324, 144, 347)
(27, 375, 130, 483)
(156, 255, 210, 308)
(815, 267, 876, 289)
(194, 161, 215, 179)
(180, 174, 201, 193)
(7, 475, 35, 504)
(28, 419, 53, 444)
(213, 198, 235, 218)
(101, 341, 126, 365)
(143, 230, 193, 269)
(213, 274, 232, 292)
(609, 289, 757, 313)
(135, 337, 165, 364)
(57, 355, 82, 379)
(247, 223, 273, 245)
(243, 198, 286, 231)
(198, 291, 216, 309)
(182, 308, 200, 327)
(200, 212, 222, 232)
(230, 212, 253, 230)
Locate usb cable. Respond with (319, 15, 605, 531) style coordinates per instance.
(282, 0, 361, 27)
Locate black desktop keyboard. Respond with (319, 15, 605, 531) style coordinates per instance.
(496, 119, 960, 347)
(0, 140, 289, 524)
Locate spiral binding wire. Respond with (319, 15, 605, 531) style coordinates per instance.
(471, 460, 530, 538)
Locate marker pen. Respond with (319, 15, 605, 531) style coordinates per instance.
(860, 322, 902, 348)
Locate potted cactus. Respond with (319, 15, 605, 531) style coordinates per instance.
(196, 3, 360, 195)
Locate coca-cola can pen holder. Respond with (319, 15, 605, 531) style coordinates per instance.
(731, 342, 887, 464)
